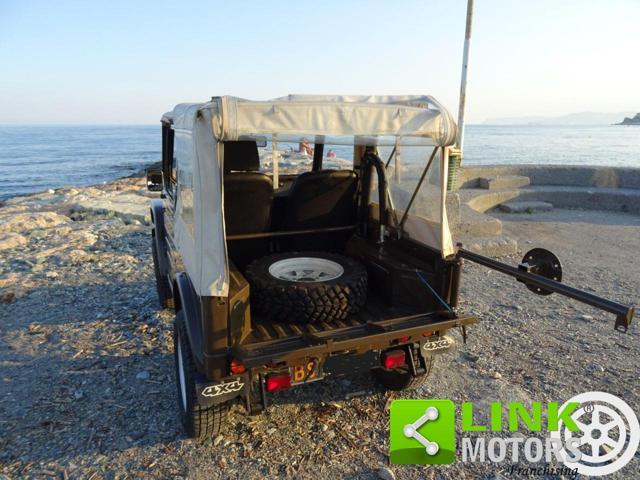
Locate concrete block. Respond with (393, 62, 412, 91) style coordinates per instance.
(499, 201, 553, 213)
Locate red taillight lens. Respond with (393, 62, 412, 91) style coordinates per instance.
(383, 350, 406, 369)
(265, 374, 291, 392)
(230, 359, 246, 374)
(399, 336, 410, 343)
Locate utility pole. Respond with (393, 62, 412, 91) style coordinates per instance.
(456, 0, 474, 153)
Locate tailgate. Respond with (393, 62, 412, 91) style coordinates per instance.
(231, 312, 477, 367)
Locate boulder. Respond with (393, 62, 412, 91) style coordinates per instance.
(75, 193, 151, 224)
(0, 212, 71, 234)
(0, 232, 27, 251)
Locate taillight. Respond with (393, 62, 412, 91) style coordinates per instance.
(265, 374, 291, 392)
(383, 350, 406, 369)
(230, 359, 246, 374)
(399, 336, 411, 343)
(422, 330, 434, 337)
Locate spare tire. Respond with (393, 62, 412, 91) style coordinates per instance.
(245, 252, 367, 324)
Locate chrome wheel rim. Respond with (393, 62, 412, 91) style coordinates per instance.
(268, 257, 344, 282)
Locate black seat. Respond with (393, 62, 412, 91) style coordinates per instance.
(281, 170, 358, 251)
(223, 141, 273, 267)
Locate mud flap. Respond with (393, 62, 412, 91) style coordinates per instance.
(195, 374, 249, 407)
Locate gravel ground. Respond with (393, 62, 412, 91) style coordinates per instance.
(1, 181, 638, 479)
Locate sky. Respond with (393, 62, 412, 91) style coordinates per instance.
(1, 0, 639, 124)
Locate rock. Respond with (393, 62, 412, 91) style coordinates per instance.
(75, 193, 152, 224)
(377, 467, 396, 480)
(462, 351, 479, 362)
(136, 371, 150, 381)
(579, 314, 594, 322)
(0, 292, 16, 303)
(617, 113, 640, 125)
(74, 389, 84, 400)
(214, 435, 224, 446)
(493, 372, 503, 380)
(0, 232, 27, 251)
(0, 212, 70, 234)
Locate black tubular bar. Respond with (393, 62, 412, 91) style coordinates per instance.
(399, 147, 438, 229)
(360, 152, 389, 237)
(312, 142, 324, 171)
(457, 247, 635, 332)
(384, 146, 396, 169)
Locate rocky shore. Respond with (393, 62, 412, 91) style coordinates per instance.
(1, 175, 639, 479)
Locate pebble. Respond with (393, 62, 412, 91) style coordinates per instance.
(462, 351, 479, 362)
(377, 467, 396, 480)
(579, 314, 594, 322)
(493, 372, 503, 380)
(136, 371, 150, 381)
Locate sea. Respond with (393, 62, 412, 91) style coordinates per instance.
(0, 124, 638, 200)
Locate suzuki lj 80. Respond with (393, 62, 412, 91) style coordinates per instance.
(147, 95, 635, 439)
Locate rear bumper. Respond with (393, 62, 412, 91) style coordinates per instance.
(195, 313, 474, 409)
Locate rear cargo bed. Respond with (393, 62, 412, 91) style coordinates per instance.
(246, 294, 418, 343)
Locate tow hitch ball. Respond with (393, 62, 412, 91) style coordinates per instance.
(456, 245, 635, 333)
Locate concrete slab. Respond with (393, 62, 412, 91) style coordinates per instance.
(499, 201, 553, 213)
(453, 205, 503, 236)
(478, 175, 530, 190)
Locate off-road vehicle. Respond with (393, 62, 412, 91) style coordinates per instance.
(147, 95, 635, 439)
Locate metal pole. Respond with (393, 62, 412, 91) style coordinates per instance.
(456, 0, 474, 152)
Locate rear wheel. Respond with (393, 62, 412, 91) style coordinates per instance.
(174, 311, 228, 439)
(152, 230, 174, 309)
(372, 347, 433, 391)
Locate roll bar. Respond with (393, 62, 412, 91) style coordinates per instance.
(360, 151, 389, 243)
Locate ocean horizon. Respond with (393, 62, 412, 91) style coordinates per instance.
(1, 124, 638, 200)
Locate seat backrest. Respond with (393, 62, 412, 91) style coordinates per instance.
(223, 141, 273, 268)
(223, 172, 273, 235)
(283, 170, 357, 231)
(224, 140, 261, 173)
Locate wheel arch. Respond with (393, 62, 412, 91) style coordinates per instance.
(174, 272, 205, 372)
(150, 199, 169, 276)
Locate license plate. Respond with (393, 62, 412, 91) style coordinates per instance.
(290, 359, 323, 384)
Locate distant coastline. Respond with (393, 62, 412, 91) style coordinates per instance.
(482, 111, 636, 126)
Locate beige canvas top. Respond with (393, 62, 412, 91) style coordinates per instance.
(164, 95, 457, 147)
